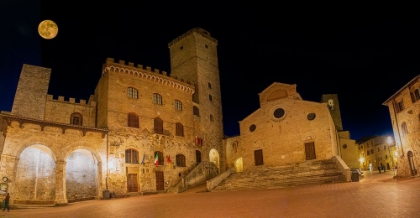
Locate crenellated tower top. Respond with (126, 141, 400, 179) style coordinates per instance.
(101, 57, 195, 94)
(168, 27, 218, 48)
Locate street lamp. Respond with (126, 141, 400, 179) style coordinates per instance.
(359, 157, 365, 170)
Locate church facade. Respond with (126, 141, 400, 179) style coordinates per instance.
(223, 83, 357, 173)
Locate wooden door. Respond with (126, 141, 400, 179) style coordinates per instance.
(155, 171, 164, 190)
(127, 174, 138, 192)
(196, 150, 201, 164)
(305, 142, 316, 160)
(254, 149, 263, 166)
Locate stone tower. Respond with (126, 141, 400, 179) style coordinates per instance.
(11, 64, 51, 120)
(321, 94, 343, 131)
(168, 28, 224, 164)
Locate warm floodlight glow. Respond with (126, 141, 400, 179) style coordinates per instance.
(359, 157, 365, 163)
(387, 136, 393, 144)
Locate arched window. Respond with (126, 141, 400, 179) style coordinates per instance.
(127, 87, 138, 99)
(210, 114, 214, 122)
(176, 154, 186, 167)
(125, 149, 139, 164)
(70, 112, 83, 126)
(128, 112, 139, 128)
(176, 122, 184, 137)
(193, 106, 199, 116)
(174, 100, 182, 111)
(153, 93, 163, 105)
(154, 117, 163, 134)
(402, 122, 408, 135)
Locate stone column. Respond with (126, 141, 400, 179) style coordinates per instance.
(55, 160, 67, 204)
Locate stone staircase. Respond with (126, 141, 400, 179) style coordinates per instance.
(211, 159, 347, 192)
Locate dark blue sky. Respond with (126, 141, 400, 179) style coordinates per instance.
(1, 1, 419, 140)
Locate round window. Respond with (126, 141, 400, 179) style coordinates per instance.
(343, 144, 347, 149)
(249, 124, 256, 132)
(273, 108, 285, 118)
(307, 113, 316, 120)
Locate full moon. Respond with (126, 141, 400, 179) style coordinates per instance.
(38, 20, 58, 39)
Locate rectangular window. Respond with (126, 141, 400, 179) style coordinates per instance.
(176, 123, 184, 137)
(174, 100, 182, 111)
(127, 87, 138, 99)
(153, 93, 163, 105)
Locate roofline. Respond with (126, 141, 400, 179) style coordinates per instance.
(382, 74, 420, 105)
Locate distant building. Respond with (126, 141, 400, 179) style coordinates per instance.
(383, 75, 420, 177)
(356, 135, 397, 172)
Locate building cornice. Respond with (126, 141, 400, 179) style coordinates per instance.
(0, 113, 109, 138)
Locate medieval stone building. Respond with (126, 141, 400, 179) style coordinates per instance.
(0, 28, 224, 205)
(383, 75, 420, 177)
(0, 27, 359, 206)
(356, 135, 397, 172)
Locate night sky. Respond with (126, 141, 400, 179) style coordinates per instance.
(1, 1, 419, 141)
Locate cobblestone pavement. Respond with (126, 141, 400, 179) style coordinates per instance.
(2, 170, 419, 218)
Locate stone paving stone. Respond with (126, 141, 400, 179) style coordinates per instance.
(6, 170, 420, 218)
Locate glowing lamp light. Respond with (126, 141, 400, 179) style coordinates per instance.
(359, 157, 365, 163)
(387, 136, 393, 144)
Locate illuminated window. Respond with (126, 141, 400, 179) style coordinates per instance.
(174, 100, 182, 111)
(127, 87, 138, 99)
(153, 93, 163, 105)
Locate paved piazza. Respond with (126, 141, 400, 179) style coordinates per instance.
(2, 170, 419, 218)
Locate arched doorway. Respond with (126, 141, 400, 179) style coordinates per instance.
(235, 158, 243, 173)
(14, 144, 56, 203)
(407, 151, 417, 176)
(66, 149, 99, 202)
(209, 149, 219, 171)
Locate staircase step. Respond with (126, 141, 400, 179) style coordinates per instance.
(212, 158, 346, 191)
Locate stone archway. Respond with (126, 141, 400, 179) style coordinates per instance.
(66, 149, 99, 202)
(14, 144, 57, 203)
(235, 158, 243, 173)
(209, 149, 219, 172)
